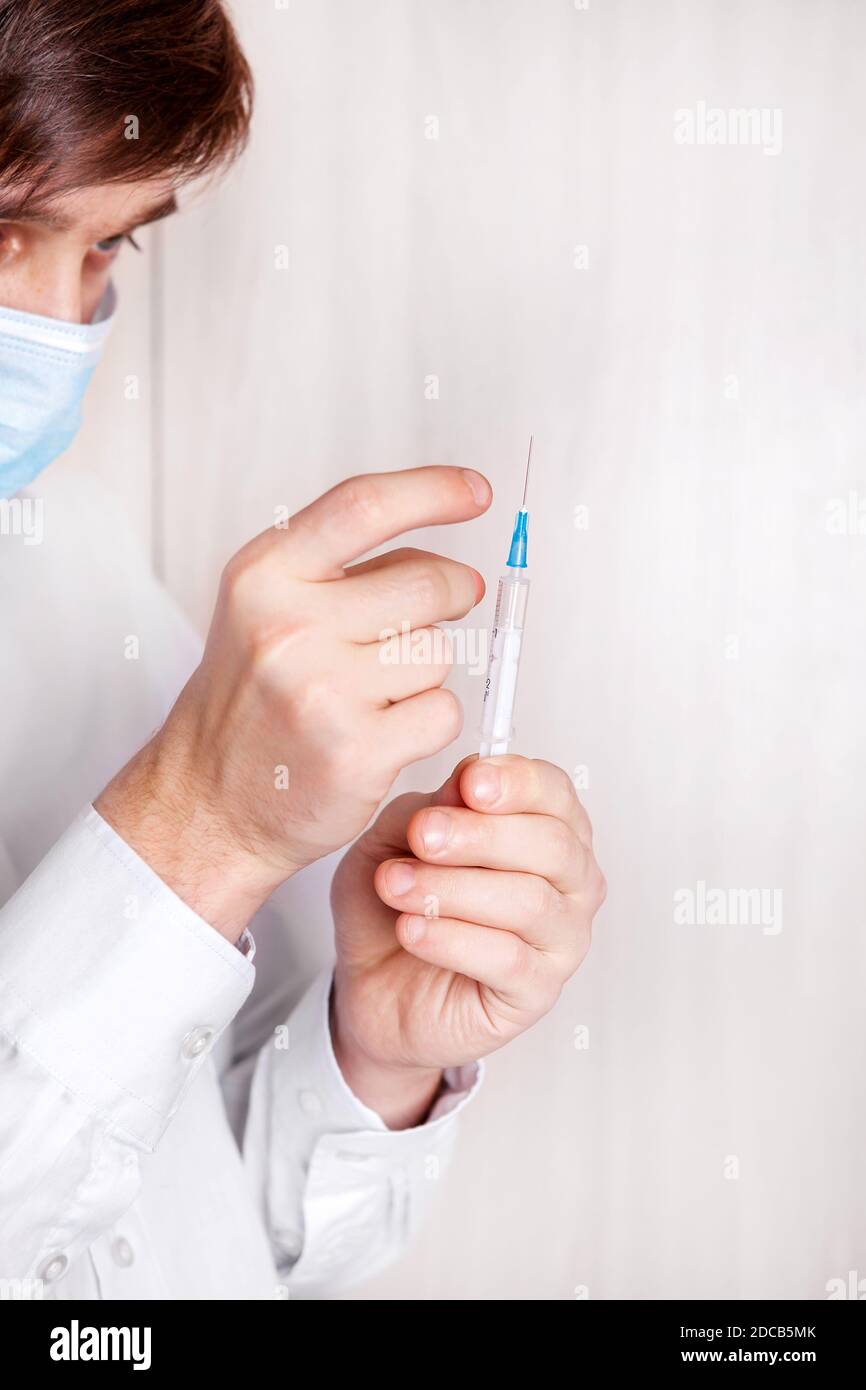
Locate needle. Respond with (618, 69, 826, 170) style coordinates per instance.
(522, 435, 533, 509)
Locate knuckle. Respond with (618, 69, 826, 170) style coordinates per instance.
(219, 552, 260, 618)
(540, 758, 582, 813)
(525, 757, 546, 800)
(549, 819, 576, 872)
(593, 866, 608, 910)
(555, 761, 580, 807)
(539, 974, 566, 1014)
(426, 687, 463, 739)
(436, 626, 455, 668)
(503, 931, 531, 983)
(525, 873, 555, 921)
(431, 867, 459, 909)
(333, 474, 388, 530)
(406, 562, 451, 618)
(451, 562, 480, 614)
(420, 626, 454, 681)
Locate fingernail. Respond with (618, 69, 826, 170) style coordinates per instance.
(471, 765, 501, 806)
(421, 809, 451, 855)
(402, 914, 426, 945)
(461, 469, 491, 507)
(386, 861, 416, 896)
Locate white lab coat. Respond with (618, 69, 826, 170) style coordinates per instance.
(0, 467, 479, 1300)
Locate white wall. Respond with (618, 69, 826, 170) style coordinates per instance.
(65, 0, 866, 1299)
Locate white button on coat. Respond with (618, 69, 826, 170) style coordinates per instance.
(298, 1088, 323, 1117)
(37, 1253, 68, 1284)
(111, 1236, 134, 1268)
(181, 1026, 214, 1060)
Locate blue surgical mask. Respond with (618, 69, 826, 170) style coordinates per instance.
(0, 284, 117, 499)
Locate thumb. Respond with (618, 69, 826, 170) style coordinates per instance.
(430, 754, 478, 809)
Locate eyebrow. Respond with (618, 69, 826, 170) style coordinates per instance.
(0, 192, 178, 236)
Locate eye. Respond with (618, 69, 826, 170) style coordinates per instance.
(93, 234, 125, 254)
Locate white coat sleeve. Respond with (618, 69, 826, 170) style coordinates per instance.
(0, 807, 255, 1281)
(238, 967, 482, 1298)
(0, 807, 482, 1293)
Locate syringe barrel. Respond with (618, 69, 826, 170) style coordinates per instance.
(479, 568, 531, 757)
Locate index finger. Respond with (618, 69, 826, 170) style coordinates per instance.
(459, 756, 593, 846)
(282, 467, 492, 579)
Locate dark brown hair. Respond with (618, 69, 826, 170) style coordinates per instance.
(0, 0, 253, 212)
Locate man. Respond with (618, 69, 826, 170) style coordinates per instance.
(0, 1, 605, 1298)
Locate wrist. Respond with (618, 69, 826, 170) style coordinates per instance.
(95, 738, 290, 943)
(330, 981, 442, 1130)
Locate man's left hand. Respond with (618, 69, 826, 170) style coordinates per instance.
(330, 754, 607, 1127)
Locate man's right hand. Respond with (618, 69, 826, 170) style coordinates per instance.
(95, 467, 491, 940)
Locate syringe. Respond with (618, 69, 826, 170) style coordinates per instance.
(479, 437, 533, 758)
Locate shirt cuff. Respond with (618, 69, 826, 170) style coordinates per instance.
(279, 967, 483, 1151)
(259, 968, 483, 1289)
(0, 806, 255, 1151)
